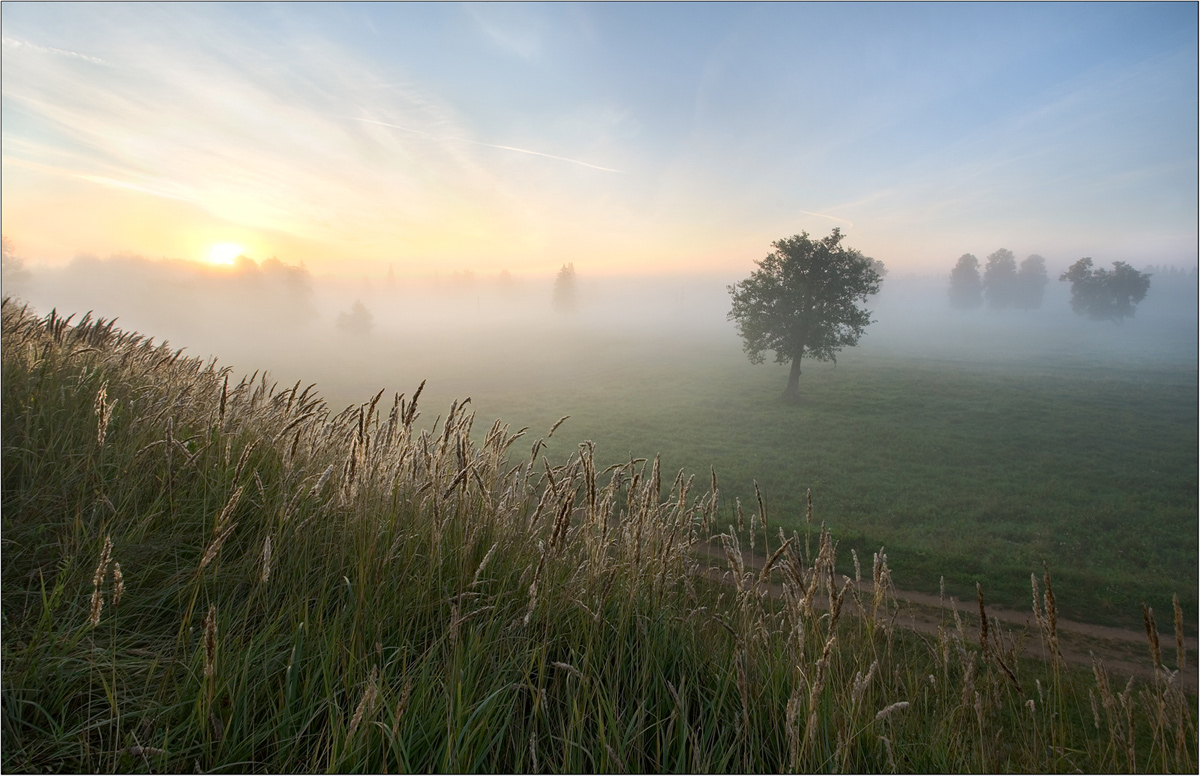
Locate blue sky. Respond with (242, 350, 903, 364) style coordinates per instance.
(3, 2, 1196, 276)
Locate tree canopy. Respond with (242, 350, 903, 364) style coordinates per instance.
(728, 229, 883, 401)
(552, 263, 577, 313)
(1014, 254, 1049, 310)
(1, 236, 30, 298)
(336, 300, 374, 337)
(948, 253, 983, 309)
(1060, 258, 1151, 322)
(983, 248, 1019, 310)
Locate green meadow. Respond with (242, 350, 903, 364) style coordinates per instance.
(283, 288, 1198, 632)
(493, 347, 1196, 630)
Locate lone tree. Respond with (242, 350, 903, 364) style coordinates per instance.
(948, 253, 983, 309)
(728, 229, 883, 402)
(1060, 258, 1151, 321)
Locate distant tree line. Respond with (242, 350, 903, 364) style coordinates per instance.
(1, 235, 31, 299)
(1140, 264, 1198, 281)
(948, 249, 1155, 322)
(1060, 258, 1150, 322)
(948, 249, 1047, 311)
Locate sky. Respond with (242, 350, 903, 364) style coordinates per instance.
(2, 2, 1197, 278)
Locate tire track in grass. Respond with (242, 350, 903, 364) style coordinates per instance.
(696, 540, 1198, 692)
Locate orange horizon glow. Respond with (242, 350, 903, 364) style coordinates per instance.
(0, 167, 773, 279)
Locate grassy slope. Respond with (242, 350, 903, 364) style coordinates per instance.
(3, 299, 1195, 773)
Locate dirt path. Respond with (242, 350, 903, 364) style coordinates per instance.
(695, 541, 1197, 692)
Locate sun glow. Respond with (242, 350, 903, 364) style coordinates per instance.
(208, 243, 244, 265)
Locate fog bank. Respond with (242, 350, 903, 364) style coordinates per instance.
(6, 252, 1195, 414)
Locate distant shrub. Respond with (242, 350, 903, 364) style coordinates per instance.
(336, 299, 374, 336)
(553, 263, 577, 312)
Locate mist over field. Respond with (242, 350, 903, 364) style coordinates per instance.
(9, 252, 1196, 410)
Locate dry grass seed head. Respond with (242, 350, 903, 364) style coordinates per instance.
(552, 661, 583, 681)
(1173, 593, 1186, 672)
(260, 535, 272, 584)
(347, 665, 379, 740)
(802, 635, 836, 753)
(472, 541, 499, 586)
(92, 535, 113, 588)
(214, 486, 243, 530)
(1042, 563, 1059, 658)
(390, 677, 414, 741)
(753, 479, 767, 530)
(758, 536, 792, 585)
(977, 582, 989, 660)
(852, 660, 878, 705)
(874, 701, 910, 723)
(523, 541, 546, 627)
(88, 588, 104, 628)
(111, 562, 124, 607)
(786, 683, 803, 771)
(879, 734, 897, 774)
(199, 522, 238, 572)
(202, 605, 217, 677)
(94, 381, 110, 446)
(1142, 604, 1162, 671)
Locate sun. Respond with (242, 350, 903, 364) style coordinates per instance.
(208, 243, 244, 265)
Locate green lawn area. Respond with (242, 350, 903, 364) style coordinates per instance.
(147, 286, 1199, 632)
(459, 347, 1195, 629)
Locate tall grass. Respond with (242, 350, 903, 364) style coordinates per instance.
(1, 298, 1194, 773)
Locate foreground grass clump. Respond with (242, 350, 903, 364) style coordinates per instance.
(2, 298, 1194, 773)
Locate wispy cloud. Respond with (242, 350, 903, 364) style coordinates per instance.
(797, 210, 854, 229)
(3, 24, 540, 251)
(2, 156, 202, 204)
(349, 117, 624, 173)
(3, 3, 1193, 274)
(464, 4, 545, 61)
(2, 36, 113, 66)
(1, 4, 649, 273)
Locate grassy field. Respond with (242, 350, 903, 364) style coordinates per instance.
(478, 347, 1197, 631)
(261, 300, 1196, 633)
(3, 298, 1194, 773)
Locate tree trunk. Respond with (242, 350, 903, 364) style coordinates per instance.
(781, 351, 803, 402)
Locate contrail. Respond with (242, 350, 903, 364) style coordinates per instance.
(473, 143, 625, 173)
(350, 117, 624, 173)
(2, 36, 112, 66)
(798, 209, 854, 229)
